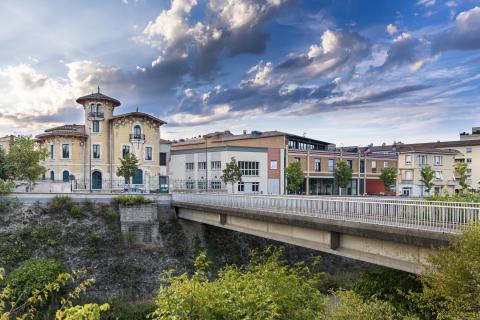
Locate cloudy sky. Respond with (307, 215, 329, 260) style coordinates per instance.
(1, 0, 480, 145)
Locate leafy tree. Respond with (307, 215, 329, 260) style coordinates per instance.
(221, 157, 242, 193)
(455, 162, 469, 193)
(149, 248, 325, 320)
(379, 167, 397, 192)
(1, 267, 109, 320)
(420, 165, 435, 195)
(0, 179, 15, 194)
(286, 161, 304, 194)
(334, 161, 353, 195)
(116, 153, 139, 189)
(0, 146, 8, 180)
(413, 223, 480, 319)
(6, 136, 48, 191)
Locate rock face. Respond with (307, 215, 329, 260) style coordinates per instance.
(0, 198, 368, 300)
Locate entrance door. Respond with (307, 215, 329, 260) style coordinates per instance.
(92, 171, 102, 190)
(159, 176, 168, 193)
(63, 170, 70, 182)
(132, 169, 143, 185)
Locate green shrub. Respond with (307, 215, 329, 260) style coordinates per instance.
(114, 195, 152, 206)
(122, 231, 136, 246)
(6, 258, 65, 299)
(426, 193, 480, 203)
(31, 224, 59, 246)
(47, 195, 74, 214)
(0, 234, 29, 268)
(104, 299, 155, 320)
(103, 208, 119, 223)
(69, 204, 83, 218)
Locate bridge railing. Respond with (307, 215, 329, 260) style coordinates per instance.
(172, 193, 480, 233)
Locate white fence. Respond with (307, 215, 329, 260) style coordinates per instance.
(172, 193, 480, 233)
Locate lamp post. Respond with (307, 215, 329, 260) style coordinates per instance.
(205, 138, 208, 192)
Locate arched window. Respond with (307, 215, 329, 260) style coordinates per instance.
(133, 125, 142, 139)
(50, 171, 55, 181)
(96, 103, 103, 115)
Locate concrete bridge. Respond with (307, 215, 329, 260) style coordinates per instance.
(172, 193, 480, 273)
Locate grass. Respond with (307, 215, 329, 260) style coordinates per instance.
(114, 195, 152, 206)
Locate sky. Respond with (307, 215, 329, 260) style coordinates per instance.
(1, 0, 480, 146)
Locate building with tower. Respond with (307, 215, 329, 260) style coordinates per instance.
(36, 89, 169, 192)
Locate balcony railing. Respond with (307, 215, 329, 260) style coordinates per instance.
(88, 112, 104, 118)
(130, 133, 145, 140)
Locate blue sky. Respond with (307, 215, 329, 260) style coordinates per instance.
(0, 0, 479, 146)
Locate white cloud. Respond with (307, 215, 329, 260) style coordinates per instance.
(417, 0, 435, 7)
(240, 61, 275, 86)
(386, 24, 398, 35)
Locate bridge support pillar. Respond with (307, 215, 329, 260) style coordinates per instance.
(220, 213, 227, 225)
(330, 231, 340, 250)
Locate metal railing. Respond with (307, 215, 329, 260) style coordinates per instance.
(172, 193, 480, 233)
(88, 112, 104, 118)
(129, 133, 145, 140)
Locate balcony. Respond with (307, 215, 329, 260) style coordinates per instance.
(129, 133, 145, 141)
(88, 112, 104, 119)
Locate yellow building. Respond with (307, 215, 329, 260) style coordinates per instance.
(36, 90, 167, 192)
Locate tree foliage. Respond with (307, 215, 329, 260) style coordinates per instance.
(286, 161, 304, 194)
(116, 153, 139, 187)
(0, 179, 15, 195)
(334, 161, 353, 195)
(150, 248, 325, 320)
(420, 165, 435, 194)
(414, 223, 480, 319)
(0, 146, 8, 180)
(6, 136, 48, 190)
(455, 162, 469, 193)
(379, 167, 397, 191)
(221, 157, 242, 193)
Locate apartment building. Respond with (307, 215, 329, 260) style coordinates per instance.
(170, 130, 396, 195)
(401, 127, 480, 191)
(394, 146, 458, 197)
(35, 89, 169, 192)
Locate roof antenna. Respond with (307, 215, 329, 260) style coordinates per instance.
(136, 107, 139, 112)
(97, 86, 100, 94)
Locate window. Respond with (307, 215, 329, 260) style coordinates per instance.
(360, 160, 365, 173)
(133, 125, 141, 138)
(238, 161, 259, 176)
(186, 181, 194, 189)
(435, 171, 443, 180)
(92, 120, 100, 133)
(50, 144, 54, 160)
(384, 161, 389, 168)
(466, 147, 472, 153)
(467, 158, 472, 163)
(211, 161, 221, 170)
(197, 181, 207, 190)
(434, 155, 443, 166)
(145, 147, 152, 161)
(371, 160, 377, 173)
(467, 169, 472, 175)
(186, 162, 194, 171)
(159, 152, 167, 166)
(405, 170, 412, 180)
(122, 146, 130, 158)
(405, 155, 412, 165)
(62, 144, 70, 159)
(198, 162, 206, 170)
(328, 159, 334, 172)
(434, 186, 441, 194)
(92, 144, 100, 159)
(294, 157, 300, 162)
(252, 182, 259, 192)
(270, 160, 278, 170)
(347, 160, 353, 169)
(402, 187, 412, 197)
(417, 154, 427, 167)
(50, 171, 55, 181)
(211, 181, 222, 189)
(237, 182, 245, 192)
(42, 173, 46, 180)
(314, 159, 321, 172)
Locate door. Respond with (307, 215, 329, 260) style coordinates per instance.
(92, 171, 102, 190)
(62, 170, 70, 182)
(132, 169, 143, 185)
(159, 176, 168, 193)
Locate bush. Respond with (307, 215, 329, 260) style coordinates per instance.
(114, 195, 152, 206)
(69, 204, 83, 218)
(6, 258, 65, 299)
(102, 208, 119, 223)
(150, 248, 326, 320)
(104, 299, 156, 320)
(122, 231, 136, 246)
(0, 234, 29, 268)
(47, 195, 74, 214)
(426, 193, 480, 203)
